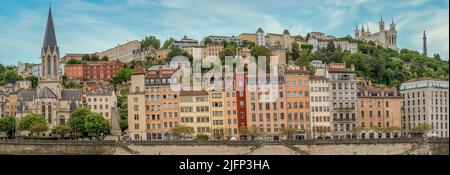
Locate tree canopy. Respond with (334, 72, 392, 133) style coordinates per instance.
(170, 125, 194, 140)
(162, 37, 176, 49)
(141, 35, 161, 49)
(68, 108, 110, 139)
(0, 116, 15, 138)
(18, 113, 48, 136)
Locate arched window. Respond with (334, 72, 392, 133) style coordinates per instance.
(48, 104, 52, 124)
(47, 56, 51, 76)
(54, 56, 58, 76)
(42, 104, 46, 116)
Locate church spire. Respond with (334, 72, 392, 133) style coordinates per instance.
(43, 4, 57, 49)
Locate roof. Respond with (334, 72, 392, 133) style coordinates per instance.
(42, 6, 57, 49)
(404, 77, 446, 83)
(37, 86, 57, 98)
(256, 28, 264, 33)
(328, 68, 355, 73)
(131, 65, 146, 75)
(61, 89, 82, 100)
(19, 90, 37, 101)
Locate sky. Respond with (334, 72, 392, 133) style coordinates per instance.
(0, 0, 448, 66)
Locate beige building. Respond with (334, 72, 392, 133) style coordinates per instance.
(210, 91, 226, 140)
(401, 77, 449, 138)
(354, 17, 398, 50)
(84, 85, 118, 126)
(97, 40, 141, 63)
(327, 63, 357, 139)
(179, 91, 211, 138)
(357, 86, 402, 139)
(128, 66, 147, 140)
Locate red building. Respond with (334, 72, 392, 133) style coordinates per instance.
(83, 61, 122, 81)
(64, 61, 122, 81)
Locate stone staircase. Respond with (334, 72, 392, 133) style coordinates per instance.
(282, 142, 309, 155)
(110, 107, 122, 136)
(400, 137, 429, 155)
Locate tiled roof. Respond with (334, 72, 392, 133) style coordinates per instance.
(61, 89, 82, 100)
(37, 86, 57, 98)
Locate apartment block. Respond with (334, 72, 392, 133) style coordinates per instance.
(179, 91, 211, 138)
(310, 76, 331, 139)
(144, 67, 179, 140)
(97, 40, 141, 63)
(357, 86, 402, 139)
(401, 77, 449, 138)
(327, 63, 357, 139)
(284, 67, 311, 140)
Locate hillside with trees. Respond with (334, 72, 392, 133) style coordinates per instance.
(291, 37, 449, 88)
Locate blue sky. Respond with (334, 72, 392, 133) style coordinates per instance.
(0, 0, 448, 66)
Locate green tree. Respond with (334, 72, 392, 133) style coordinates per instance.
(117, 95, 128, 131)
(81, 54, 91, 62)
(51, 124, 72, 139)
(203, 37, 213, 45)
(112, 68, 133, 85)
(239, 126, 261, 140)
(167, 47, 190, 62)
(67, 59, 81, 64)
(18, 113, 48, 137)
(300, 44, 313, 52)
(410, 123, 431, 136)
(101, 56, 109, 61)
(2, 69, 20, 84)
(0, 116, 16, 138)
(84, 113, 110, 140)
(251, 46, 271, 59)
(68, 108, 91, 138)
(170, 125, 194, 140)
(195, 133, 210, 141)
(26, 75, 39, 88)
(281, 127, 297, 140)
(219, 44, 237, 64)
(162, 37, 176, 49)
(290, 42, 301, 60)
(141, 35, 161, 49)
(327, 41, 336, 52)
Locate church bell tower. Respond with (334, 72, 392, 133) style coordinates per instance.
(41, 4, 60, 82)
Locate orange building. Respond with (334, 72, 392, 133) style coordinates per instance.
(284, 67, 311, 139)
(246, 74, 286, 141)
(64, 64, 84, 80)
(357, 86, 402, 139)
(144, 66, 180, 140)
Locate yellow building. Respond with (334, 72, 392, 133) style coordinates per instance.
(179, 91, 211, 139)
(210, 91, 226, 140)
(238, 33, 257, 43)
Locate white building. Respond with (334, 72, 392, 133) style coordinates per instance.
(32, 64, 42, 78)
(400, 77, 449, 138)
(308, 36, 358, 53)
(310, 76, 331, 139)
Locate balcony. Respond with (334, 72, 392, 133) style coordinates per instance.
(334, 107, 355, 111)
(332, 118, 356, 122)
